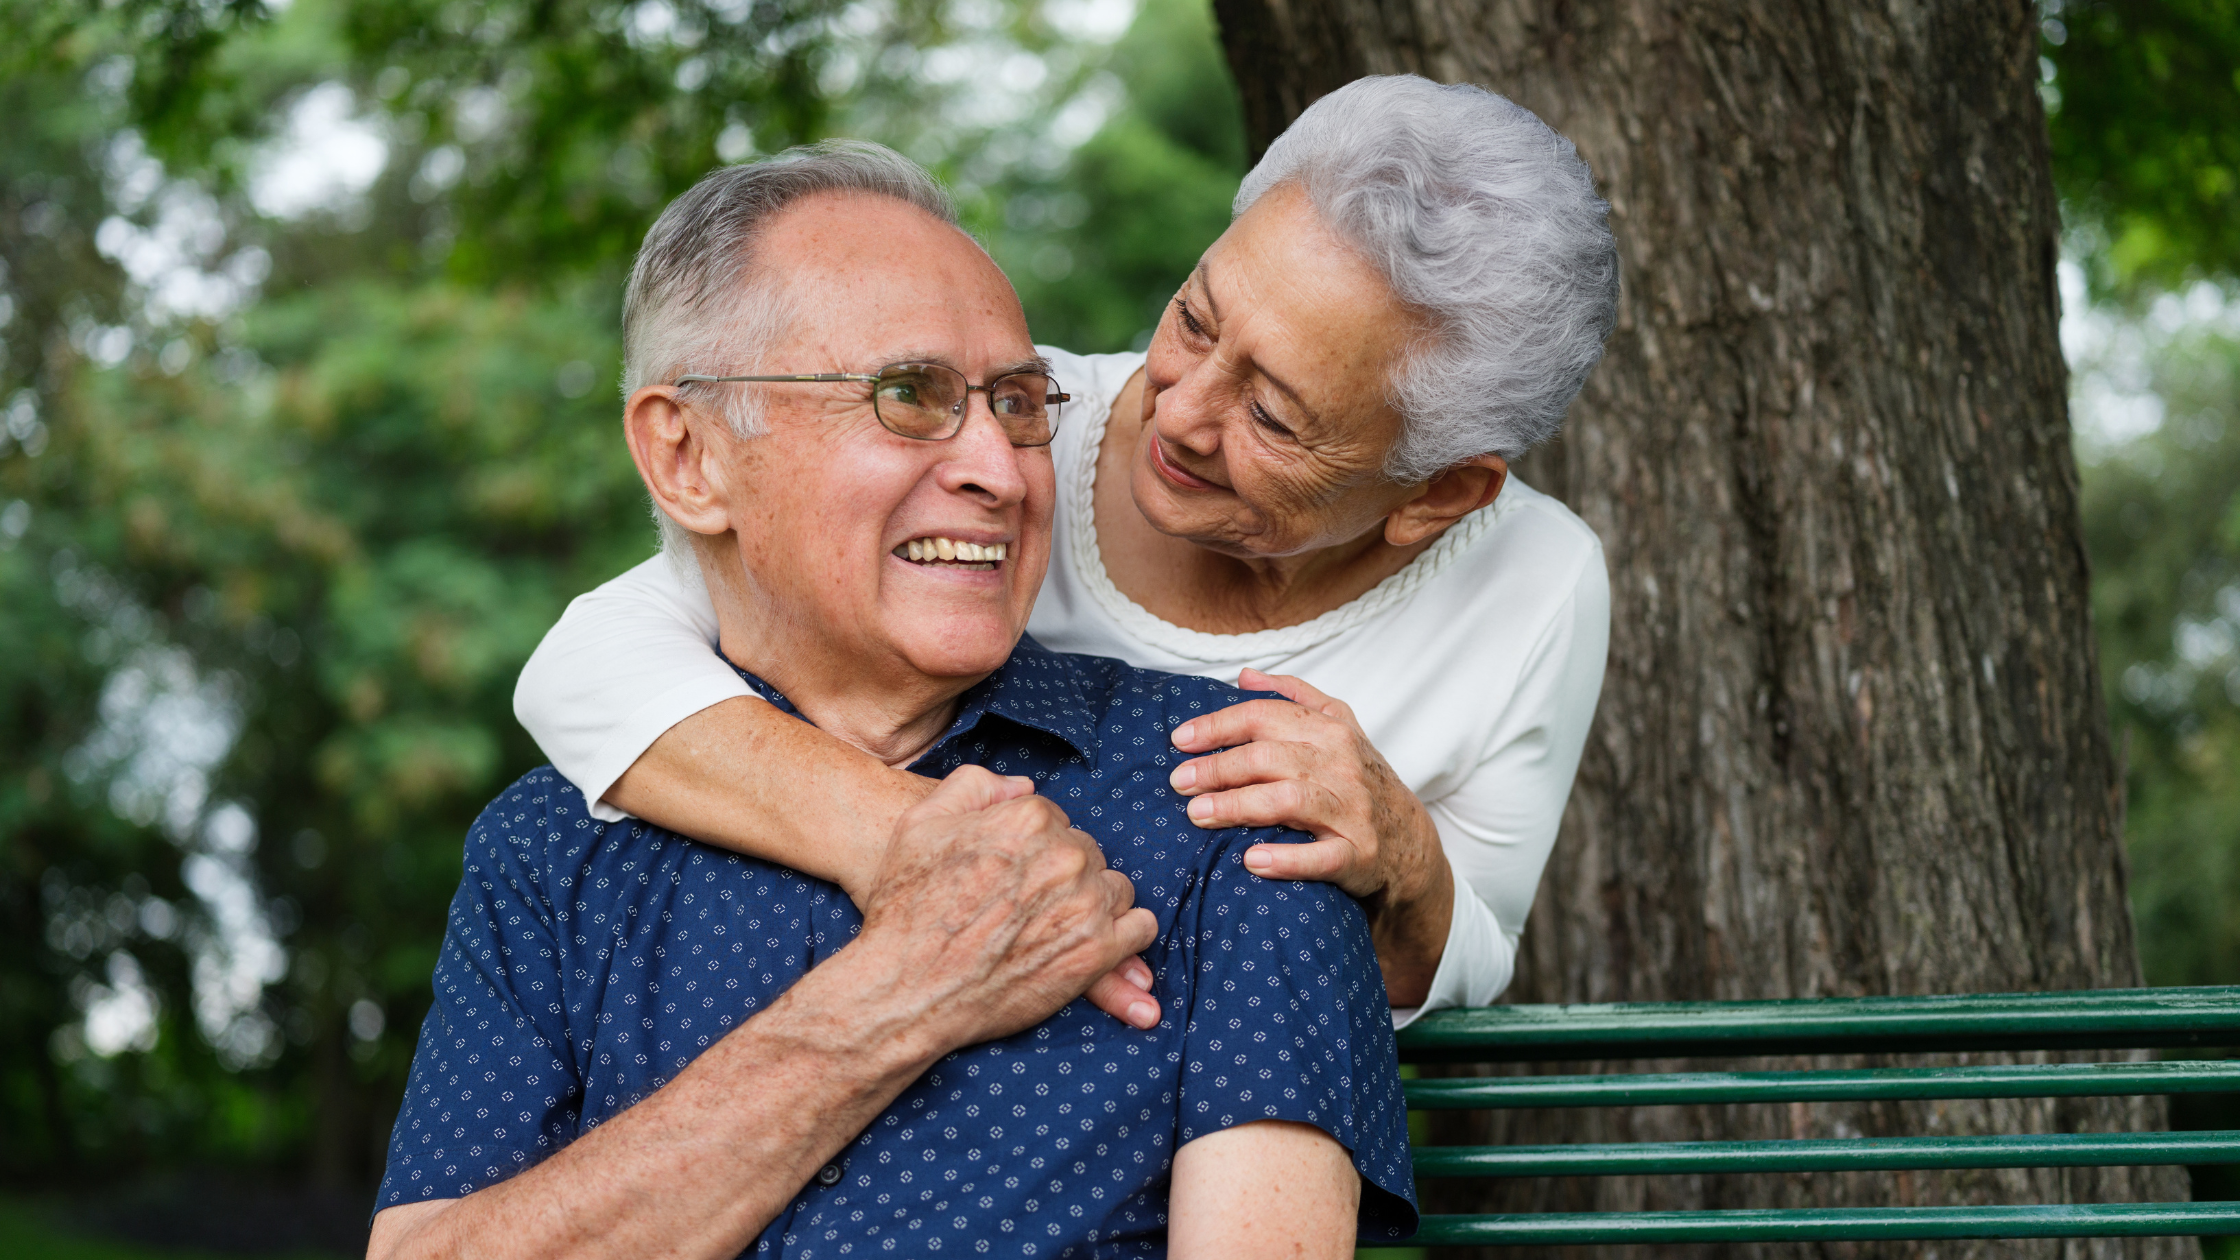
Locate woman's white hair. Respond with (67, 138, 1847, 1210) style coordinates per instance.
(1236, 75, 1620, 481)
(621, 140, 960, 567)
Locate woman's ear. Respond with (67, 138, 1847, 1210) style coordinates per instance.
(1383, 453, 1508, 548)
(625, 386, 735, 537)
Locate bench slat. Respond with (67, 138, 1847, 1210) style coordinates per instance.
(1408, 1201, 2240, 1246)
(1403, 1060, 2240, 1109)
(1412, 1129, 2240, 1177)
(1398, 987, 2240, 1061)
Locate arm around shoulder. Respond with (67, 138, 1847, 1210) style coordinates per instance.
(514, 554, 933, 896)
(514, 555, 755, 816)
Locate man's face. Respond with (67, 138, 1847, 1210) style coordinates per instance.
(698, 191, 1053, 691)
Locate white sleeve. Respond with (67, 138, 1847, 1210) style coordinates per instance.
(1394, 544, 1611, 1022)
(512, 555, 758, 821)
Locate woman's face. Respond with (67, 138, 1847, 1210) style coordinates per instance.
(1130, 181, 1427, 561)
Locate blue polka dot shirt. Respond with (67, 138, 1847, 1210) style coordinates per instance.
(378, 637, 1418, 1254)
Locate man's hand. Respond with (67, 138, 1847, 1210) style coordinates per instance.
(857, 766, 1163, 1047)
(1164, 669, 1454, 1004)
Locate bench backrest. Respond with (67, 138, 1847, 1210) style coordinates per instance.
(1392, 986, 2240, 1247)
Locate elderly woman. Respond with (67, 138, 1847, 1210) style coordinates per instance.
(515, 73, 1617, 1019)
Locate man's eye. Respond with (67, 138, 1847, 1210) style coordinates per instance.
(876, 379, 924, 406)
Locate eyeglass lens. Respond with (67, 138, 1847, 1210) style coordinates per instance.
(871, 364, 1060, 446)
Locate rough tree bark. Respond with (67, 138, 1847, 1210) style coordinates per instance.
(1207, 2, 2193, 1256)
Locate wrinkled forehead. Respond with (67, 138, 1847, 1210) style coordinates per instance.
(756, 193, 1031, 364)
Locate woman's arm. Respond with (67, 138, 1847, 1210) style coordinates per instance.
(515, 555, 941, 895)
(517, 556, 1159, 1024)
(1167, 1121, 1360, 1260)
(609, 697, 931, 899)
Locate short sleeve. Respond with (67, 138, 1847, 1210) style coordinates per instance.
(1173, 834, 1419, 1241)
(377, 776, 583, 1211)
(512, 555, 757, 821)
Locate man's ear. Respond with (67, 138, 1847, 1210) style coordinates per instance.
(1383, 453, 1507, 548)
(625, 386, 735, 536)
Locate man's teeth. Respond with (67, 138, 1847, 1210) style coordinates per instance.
(899, 538, 1009, 564)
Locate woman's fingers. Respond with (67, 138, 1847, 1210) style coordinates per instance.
(1170, 697, 1319, 754)
(1182, 777, 1341, 830)
(1170, 735, 1318, 795)
(1242, 836, 1367, 885)
(1235, 667, 1346, 718)
(1082, 956, 1161, 1030)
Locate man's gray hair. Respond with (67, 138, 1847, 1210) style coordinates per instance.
(1236, 75, 1620, 481)
(622, 140, 960, 564)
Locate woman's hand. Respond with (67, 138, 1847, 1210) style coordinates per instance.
(1167, 669, 1454, 1003)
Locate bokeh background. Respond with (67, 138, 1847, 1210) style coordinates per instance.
(0, 0, 2234, 1254)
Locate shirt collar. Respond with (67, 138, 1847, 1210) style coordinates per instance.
(721, 634, 1100, 762)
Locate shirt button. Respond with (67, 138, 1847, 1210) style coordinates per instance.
(815, 1163, 843, 1187)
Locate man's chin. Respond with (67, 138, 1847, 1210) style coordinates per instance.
(896, 617, 1026, 682)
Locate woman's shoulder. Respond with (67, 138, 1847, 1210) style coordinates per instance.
(1419, 476, 1607, 622)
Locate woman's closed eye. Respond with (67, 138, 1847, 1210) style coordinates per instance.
(1248, 400, 1295, 440)
(1172, 295, 1211, 342)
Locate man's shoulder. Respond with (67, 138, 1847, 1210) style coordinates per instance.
(473, 765, 596, 833)
(1029, 644, 1262, 732)
(465, 766, 636, 876)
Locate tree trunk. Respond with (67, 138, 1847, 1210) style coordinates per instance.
(1209, 2, 2193, 1256)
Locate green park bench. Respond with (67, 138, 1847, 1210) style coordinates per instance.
(1392, 986, 2240, 1247)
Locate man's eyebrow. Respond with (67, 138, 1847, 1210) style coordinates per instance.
(1195, 260, 1320, 428)
(879, 352, 1052, 378)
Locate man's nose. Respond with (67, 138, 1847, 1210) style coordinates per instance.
(936, 395, 1029, 506)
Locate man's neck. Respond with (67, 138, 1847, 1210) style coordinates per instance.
(701, 564, 977, 769)
(720, 630, 972, 768)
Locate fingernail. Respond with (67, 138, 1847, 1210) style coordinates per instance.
(1131, 964, 1152, 988)
(1128, 1001, 1159, 1029)
(1172, 722, 1195, 749)
(1187, 797, 1213, 824)
(1245, 847, 1273, 872)
(1169, 763, 1196, 792)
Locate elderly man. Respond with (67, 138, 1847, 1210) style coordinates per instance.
(367, 145, 1415, 1260)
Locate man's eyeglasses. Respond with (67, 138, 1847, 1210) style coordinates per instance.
(674, 362, 1070, 447)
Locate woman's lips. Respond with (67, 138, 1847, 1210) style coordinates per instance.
(1148, 435, 1216, 490)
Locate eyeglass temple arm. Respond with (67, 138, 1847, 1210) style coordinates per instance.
(672, 373, 878, 385)
(676, 374, 1068, 402)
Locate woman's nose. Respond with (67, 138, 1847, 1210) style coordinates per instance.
(1151, 362, 1229, 457)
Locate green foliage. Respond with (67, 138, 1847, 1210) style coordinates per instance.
(2044, 0, 2240, 294)
(2079, 315, 2240, 988)
(980, 0, 1244, 352)
(0, 0, 1240, 1204)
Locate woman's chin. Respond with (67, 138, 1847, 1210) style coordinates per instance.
(1131, 460, 1213, 537)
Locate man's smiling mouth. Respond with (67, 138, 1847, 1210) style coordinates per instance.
(893, 536, 1008, 571)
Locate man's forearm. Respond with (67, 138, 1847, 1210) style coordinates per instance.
(605, 695, 936, 899)
(369, 946, 951, 1260)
